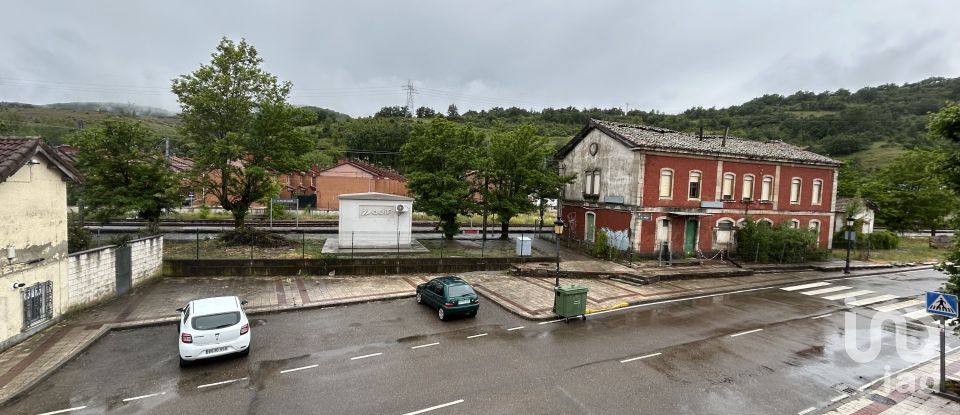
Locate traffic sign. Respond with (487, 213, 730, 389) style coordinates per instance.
(637, 214, 652, 221)
(271, 198, 297, 204)
(926, 291, 958, 319)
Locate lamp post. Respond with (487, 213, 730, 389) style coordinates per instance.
(844, 217, 855, 275)
(554, 219, 564, 287)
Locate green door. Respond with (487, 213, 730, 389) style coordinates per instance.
(684, 219, 698, 256)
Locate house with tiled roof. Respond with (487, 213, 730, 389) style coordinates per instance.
(556, 120, 842, 256)
(0, 137, 81, 347)
(278, 159, 408, 210)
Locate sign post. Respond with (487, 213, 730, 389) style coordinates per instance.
(926, 291, 958, 393)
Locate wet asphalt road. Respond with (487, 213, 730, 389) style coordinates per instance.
(4, 269, 958, 415)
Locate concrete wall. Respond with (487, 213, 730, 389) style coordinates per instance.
(338, 198, 413, 248)
(560, 129, 639, 205)
(164, 256, 554, 277)
(130, 236, 163, 285)
(64, 236, 164, 311)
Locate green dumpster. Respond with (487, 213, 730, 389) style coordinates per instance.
(554, 285, 588, 322)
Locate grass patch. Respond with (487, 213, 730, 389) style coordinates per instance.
(832, 236, 945, 263)
(164, 236, 327, 259)
(414, 238, 549, 258)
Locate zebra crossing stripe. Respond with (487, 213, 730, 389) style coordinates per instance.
(801, 286, 851, 295)
(822, 290, 872, 301)
(849, 294, 898, 307)
(781, 282, 831, 291)
(873, 299, 923, 312)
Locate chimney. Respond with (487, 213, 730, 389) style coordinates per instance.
(698, 125, 704, 141)
(721, 127, 729, 147)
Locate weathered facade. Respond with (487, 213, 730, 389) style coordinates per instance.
(556, 120, 842, 256)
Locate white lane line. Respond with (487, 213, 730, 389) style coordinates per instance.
(730, 328, 764, 337)
(811, 313, 833, 320)
(280, 364, 319, 374)
(38, 407, 88, 415)
(350, 352, 383, 360)
(829, 394, 847, 402)
(849, 294, 898, 307)
(620, 352, 662, 363)
(122, 391, 166, 402)
(822, 289, 873, 300)
(402, 399, 465, 415)
(507, 326, 524, 331)
(873, 299, 924, 312)
(902, 309, 931, 320)
(801, 286, 851, 295)
(411, 342, 440, 349)
(466, 333, 488, 339)
(781, 282, 831, 291)
(197, 377, 247, 389)
(797, 407, 817, 415)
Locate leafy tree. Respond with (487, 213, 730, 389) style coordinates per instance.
(862, 150, 958, 234)
(929, 101, 960, 142)
(332, 117, 411, 169)
(171, 37, 315, 228)
(415, 106, 437, 118)
(66, 119, 181, 224)
(447, 104, 459, 118)
(482, 125, 573, 238)
(401, 119, 483, 239)
(375, 106, 409, 118)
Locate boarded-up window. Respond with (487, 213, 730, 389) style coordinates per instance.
(659, 169, 673, 198)
(716, 220, 734, 245)
(592, 171, 601, 196)
(809, 220, 821, 247)
(583, 170, 601, 196)
(688, 171, 701, 199)
(761, 176, 773, 201)
(789, 219, 800, 229)
(742, 175, 754, 200)
(790, 178, 801, 204)
(812, 179, 823, 205)
(656, 218, 670, 244)
(722, 173, 735, 200)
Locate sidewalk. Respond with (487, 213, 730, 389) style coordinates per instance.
(0, 265, 932, 404)
(818, 350, 960, 415)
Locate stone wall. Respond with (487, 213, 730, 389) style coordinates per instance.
(130, 236, 163, 285)
(64, 236, 163, 311)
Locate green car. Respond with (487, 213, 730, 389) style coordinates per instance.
(416, 276, 480, 320)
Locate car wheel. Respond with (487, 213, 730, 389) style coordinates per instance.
(438, 307, 445, 321)
(416, 292, 422, 304)
(469, 310, 478, 318)
(179, 356, 190, 368)
(239, 348, 250, 358)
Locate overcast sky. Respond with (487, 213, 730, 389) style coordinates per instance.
(1, 1, 958, 117)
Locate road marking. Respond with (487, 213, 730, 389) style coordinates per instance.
(873, 299, 924, 312)
(811, 313, 833, 319)
(38, 407, 88, 415)
(797, 407, 817, 415)
(466, 333, 488, 339)
(620, 352, 662, 363)
(122, 391, 166, 402)
(402, 399, 464, 415)
(411, 342, 439, 349)
(858, 346, 960, 391)
(830, 394, 847, 402)
(280, 364, 319, 374)
(507, 326, 524, 331)
(849, 294, 898, 306)
(781, 282, 831, 291)
(822, 290, 873, 300)
(801, 286, 851, 295)
(350, 352, 383, 360)
(197, 377, 247, 389)
(902, 309, 931, 320)
(730, 328, 764, 337)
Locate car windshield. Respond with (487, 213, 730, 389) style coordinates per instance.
(447, 285, 475, 298)
(192, 312, 240, 330)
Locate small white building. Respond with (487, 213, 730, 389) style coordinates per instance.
(338, 192, 414, 248)
(834, 197, 876, 234)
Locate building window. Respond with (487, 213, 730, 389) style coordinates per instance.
(659, 169, 673, 198)
(742, 175, 755, 201)
(715, 219, 734, 247)
(585, 212, 596, 242)
(688, 171, 702, 199)
(656, 218, 670, 246)
(722, 173, 735, 201)
(22, 281, 53, 330)
(761, 176, 773, 202)
(790, 178, 802, 204)
(809, 220, 821, 247)
(583, 170, 601, 196)
(759, 218, 773, 227)
(812, 179, 823, 205)
(789, 219, 800, 229)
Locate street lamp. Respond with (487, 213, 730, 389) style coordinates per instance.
(844, 217, 855, 274)
(554, 219, 564, 287)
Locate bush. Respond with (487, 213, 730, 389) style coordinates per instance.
(67, 213, 92, 253)
(198, 204, 210, 219)
(592, 229, 611, 259)
(220, 228, 293, 247)
(736, 219, 823, 263)
(868, 230, 900, 249)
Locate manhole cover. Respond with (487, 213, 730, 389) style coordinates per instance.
(866, 394, 896, 406)
(831, 383, 857, 395)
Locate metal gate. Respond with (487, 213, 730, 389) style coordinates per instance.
(115, 244, 132, 295)
(22, 281, 52, 330)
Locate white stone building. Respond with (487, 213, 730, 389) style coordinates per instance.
(338, 192, 414, 248)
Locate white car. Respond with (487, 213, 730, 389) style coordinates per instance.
(177, 296, 251, 367)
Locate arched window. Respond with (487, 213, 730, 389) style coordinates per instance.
(759, 218, 774, 227)
(722, 173, 735, 200)
(659, 169, 674, 198)
(812, 179, 823, 205)
(809, 220, 821, 247)
(790, 178, 802, 204)
(715, 218, 735, 248)
(585, 212, 596, 242)
(789, 219, 800, 229)
(688, 171, 702, 199)
(761, 176, 774, 202)
(742, 174, 755, 200)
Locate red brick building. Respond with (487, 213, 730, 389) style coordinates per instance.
(556, 120, 842, 256)
(278, 159, 407, 210)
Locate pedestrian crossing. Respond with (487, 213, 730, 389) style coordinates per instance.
(778, 281, 944, 326)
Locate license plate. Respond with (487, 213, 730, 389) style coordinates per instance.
(205, 347, 228, 354)
(458, 300, 470, 305)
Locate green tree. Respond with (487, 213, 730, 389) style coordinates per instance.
(929, 101, 960, 142)
(862, 150, 958, 234)
(401, 119, 483, 239)
(483, 125, 573, 239)
(375, 106, 409, 118)
(67, 119, 181, 224)
(332, 117, 411, 169)
(171, 37, 315, 228)
(447, 104, 459, 118)
(415, 106, 437, 118)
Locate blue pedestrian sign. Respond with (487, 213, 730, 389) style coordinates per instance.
(926, 292, 959, 319)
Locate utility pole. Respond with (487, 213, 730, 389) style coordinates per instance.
(404, 80, 417, 117)
(164, 137, 170, 159)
